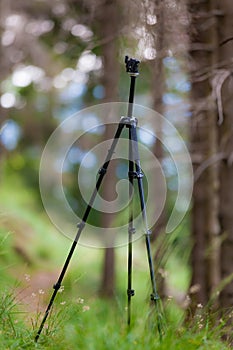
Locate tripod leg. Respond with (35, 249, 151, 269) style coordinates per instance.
(127, 126, 135, 327)
(35, 122, 125, 342)
(130, 125, 163, 340)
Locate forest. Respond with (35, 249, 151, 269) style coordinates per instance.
(0, 0, 232, 349)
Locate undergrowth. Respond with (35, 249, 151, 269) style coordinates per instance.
(0, 174, 232, 349)
(0, 288, 231, 350)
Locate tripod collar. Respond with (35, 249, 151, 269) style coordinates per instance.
(120, 116, 138, 127)
(128, 72, 139, 77)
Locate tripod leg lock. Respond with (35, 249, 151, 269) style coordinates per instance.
(150, 293, 160, 301)
(77, 221, 85, 229)
(53, 282, 61, 291)
(136, 170, 144, 179)
(128, 227, 136, 234)
(127, 289, 135, 297)
(128, 170, 144, 180)
(98, 167, 107, 175)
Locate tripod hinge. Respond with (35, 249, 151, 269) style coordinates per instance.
(127, 289, 135, 297)
(151, 293, 160, 301)
(128, 170, 144, 180)
(120, 116, 137, 127)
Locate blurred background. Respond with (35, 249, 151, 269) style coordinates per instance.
(0, 0, 232, 345)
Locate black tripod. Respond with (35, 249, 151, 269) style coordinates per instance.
(35, 56, 163, 342)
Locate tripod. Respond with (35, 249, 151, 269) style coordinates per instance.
(35, 56, 163, 342)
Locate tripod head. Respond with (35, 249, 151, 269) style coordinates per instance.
(125, 56, 140, 75)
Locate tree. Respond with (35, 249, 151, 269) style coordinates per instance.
(95, 0, 121, 298)
(149, 0, 189, 300)
(149, 1, 167, 297)
(218, 0, 233, 324)
(189, 0, 233, 325)
(189, 0, 220, 313)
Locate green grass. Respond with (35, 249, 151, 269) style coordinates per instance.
(0, 173, 232, 349)
(0, 291, 231, 350)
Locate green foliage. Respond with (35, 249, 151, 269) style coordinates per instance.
(0, 291, 231, 349)
(0, 290, 34, 349)
(0, 177, 231, 349)
(0, 143, 230, 349)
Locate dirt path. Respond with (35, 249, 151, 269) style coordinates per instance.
(16, 270, 59, 314)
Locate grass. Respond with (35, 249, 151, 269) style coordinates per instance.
(0, 290, 231, 350)
(0, 173, 232, 349)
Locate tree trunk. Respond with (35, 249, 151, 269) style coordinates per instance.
(218, 0, 233, 326)
(97, 0, 120, 298)
(150, 1, 167, 298)
(151, 1, 166, 240)
(189, 0, 220, 314)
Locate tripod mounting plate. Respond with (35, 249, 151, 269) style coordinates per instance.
(125, 56, 140, 75)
